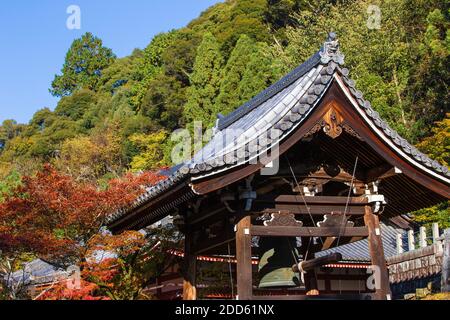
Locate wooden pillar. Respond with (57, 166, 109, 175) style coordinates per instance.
(236, 215, 252, 300)
(182, 230, 197, 300)
(364, 205, 391, 300)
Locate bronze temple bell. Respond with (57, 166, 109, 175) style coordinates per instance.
(257, 237, 302, 288)
(257, 237, 343, 289)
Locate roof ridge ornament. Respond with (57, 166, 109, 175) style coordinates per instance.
(213, 113, 225, 135)
(320, 32, 345, 66)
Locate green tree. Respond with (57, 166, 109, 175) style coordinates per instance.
(130, 31, 178, 108)
(264, 0, 301, 30)
(277, 0, 449, 141)
(50, 32, 116, 97)
(54, 89, 97, 121)
(188, 0, 274, 54)
(139, 74, 187, 131)
(239, 42, 281, 100)
(54, 123, 125, 183)
(412, 202, 450, 229)
(27, 108, 56, 134)
(183, 32, 224, 128)
(0, 170, 21, 202)
(161, 30, 202, 88)
(407, 8, 449, 137)
(28, 118, 81, 159)
(216, 35, 257, 115)
(216, 36, 281, 116)
(97, 52, 141, 94)
(0, 120, 24, 150)
(417, 113, 450, 169)
(413, 114, 450, 228)
(129, 131, 169, 172)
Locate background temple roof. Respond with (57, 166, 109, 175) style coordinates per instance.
(5, 259, 69, 288)
(316, 221, 413, 262)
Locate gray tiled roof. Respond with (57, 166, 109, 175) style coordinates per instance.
(5, 259, 69, 287)
(216, 51, 322, 130)
(106, 33, 449, 228)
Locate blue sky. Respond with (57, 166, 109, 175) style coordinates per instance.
(0, 0, 222, 124)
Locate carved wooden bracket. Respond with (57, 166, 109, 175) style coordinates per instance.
(323, 107, 343, 138)
(263, 211, 303, 227)
(317, 212, 354, 228)
(304, 103, 362, 140)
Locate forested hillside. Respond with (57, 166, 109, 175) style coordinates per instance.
(0, 0, 448, 221)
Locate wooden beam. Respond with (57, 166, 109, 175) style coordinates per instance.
(189, 206, 227, 229)
(253, 195, 368, 215)
(236, 215, 252, 300)
(365, 163, 394, 182)
(253, 205, 366, 215)
(193, 229, 235, 254)
(321, 237, 337, 250)
(275, 195, 368, 205)
(251, 225, 369, 237)
(293, 253, 343, 275)
(182, 231, 197, 300)
(364, 205, 391, 300)
(349, 236, 364, 243)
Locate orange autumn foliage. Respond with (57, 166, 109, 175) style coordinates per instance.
(0, 164, 164, 260)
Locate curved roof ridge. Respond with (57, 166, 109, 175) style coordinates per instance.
(217, 32, 345, 131)
(216, 51, 322, 131)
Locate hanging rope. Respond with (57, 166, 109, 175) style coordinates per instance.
(336, 155, 359, 295)
(304, 237, 313, 263)
(227, 243, 235, 299)
(285, 156, 323, 246)
(336, 155, 359, 248)
(286, 237, 299, 264)
(285, 155, 323, 289)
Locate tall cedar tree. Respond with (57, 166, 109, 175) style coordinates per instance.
(216, 35, 258, 115)
(183, 32, 223, 128)
(238, 42, 280, 102)
(51, 32, 116, 97)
